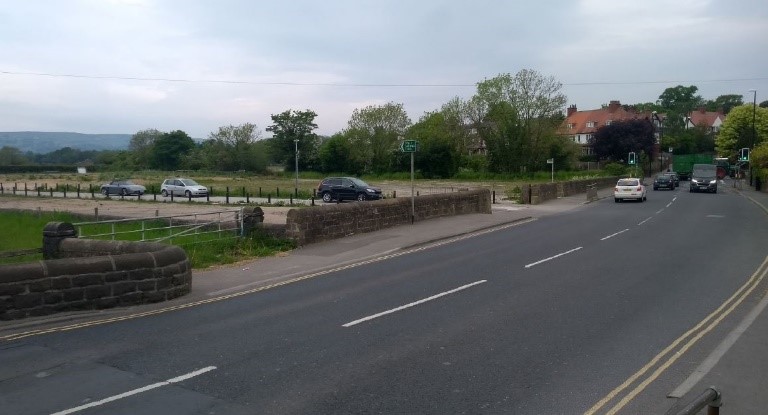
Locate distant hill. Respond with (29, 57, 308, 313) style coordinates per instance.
(0, 131, 132, 154)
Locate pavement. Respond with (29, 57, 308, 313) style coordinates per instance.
(3, 181, 768, 414)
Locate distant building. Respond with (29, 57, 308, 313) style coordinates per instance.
(685, 107, 725, 133)
(559, 100, 649, 156)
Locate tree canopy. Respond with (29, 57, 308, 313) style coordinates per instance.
(589, 119, 655, 162)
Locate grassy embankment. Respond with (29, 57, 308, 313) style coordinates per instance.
(0, 210, 295, 269)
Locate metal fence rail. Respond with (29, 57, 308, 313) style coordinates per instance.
(73, 208, 244, 245)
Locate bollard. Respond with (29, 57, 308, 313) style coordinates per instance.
(24, 183, 28, 197)
(311, 196, 315, 206)
(226, 187, 230, 204)
(268, 194, 271, 204)
(246, 194, 250, 203)
(290, 195, 293, 204)
(277, 187, 280, 198)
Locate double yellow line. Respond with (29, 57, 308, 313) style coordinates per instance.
(585, 255, 768, 415)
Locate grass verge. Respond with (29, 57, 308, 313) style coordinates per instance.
(0, 210, 295, 268)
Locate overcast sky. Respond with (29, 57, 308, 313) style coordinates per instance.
(1, 0, 767, 139)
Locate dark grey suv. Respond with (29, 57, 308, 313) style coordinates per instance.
(316, 177, 382, 202)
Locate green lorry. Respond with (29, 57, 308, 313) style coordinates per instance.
(672, 153, 713, 180)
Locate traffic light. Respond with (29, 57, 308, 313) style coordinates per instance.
(628, 152, 636, 165)
(739, 148, 750, 162)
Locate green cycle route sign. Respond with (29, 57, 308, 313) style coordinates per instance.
(400, 140, 418, 152)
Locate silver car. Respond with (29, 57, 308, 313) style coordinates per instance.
(100, 180, 146, 196)
(161, 178, 208, 198)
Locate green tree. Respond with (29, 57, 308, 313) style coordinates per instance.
(266, 110, 319, 171)
(318, 133, 356, 174)
(715, 104, 768, 158)
(705, 94, 743, 114)
(129, 129, 163, 169)
(0, 146, 29, 165)
(150, 130, 195, 170)
(406, 111, 461, 178)
(205, 123, 267, 172)
(345, 102, 411, 174)
(470, 69, 568, 172)
(479, 102, 527, 173)
(657, 85, 705, 134)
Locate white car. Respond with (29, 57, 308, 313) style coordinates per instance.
(614, 178, 647, 202)
(161, 178, 208, 198)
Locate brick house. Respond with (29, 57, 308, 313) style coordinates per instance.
(685, 107, 725, 133)
(560, 100, 652, 156)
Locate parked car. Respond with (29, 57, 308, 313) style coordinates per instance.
(653, 174, 675, 191)
(614, 178, 646, 202)
(100, 180, 146, 196)
(161, 178, 208, 198)
(317, 177, 382, 202)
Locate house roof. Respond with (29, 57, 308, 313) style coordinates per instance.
(687, 107, 724, 127)
(560, 100, 647, 135)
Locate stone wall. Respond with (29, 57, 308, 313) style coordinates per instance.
(522, 177, 619, 204)
(286, 189, 492, 246)
(0, 231, 191, 320)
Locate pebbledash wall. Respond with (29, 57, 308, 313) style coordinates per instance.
(520, 177, 619, 205)
(0, 223, 192, 320)
(286, 188, 492, 246)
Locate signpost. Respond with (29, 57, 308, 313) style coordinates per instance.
(546, 158, 554, 183)
(400, 140, 418, 223)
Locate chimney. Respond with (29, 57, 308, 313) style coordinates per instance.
(567, 104, 577, 117)
(608, 100, 621, 113)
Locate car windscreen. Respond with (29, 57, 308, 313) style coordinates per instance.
(617, 179, 638, 186)
(350, 178, 370, 187)
(180, 179, 199, 186)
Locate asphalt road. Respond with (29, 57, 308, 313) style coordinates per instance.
(2, 183, 767, 414)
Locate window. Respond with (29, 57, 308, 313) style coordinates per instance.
(567, 123, 574, 129)
(606, 120, 612, 126)
(586, 121, 596, 128)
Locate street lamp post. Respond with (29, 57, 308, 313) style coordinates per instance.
(749, 89, 757, 148)
(652, 111, 663, 172)
(294, 139, 299, 195)
(748, 90, 757, 186)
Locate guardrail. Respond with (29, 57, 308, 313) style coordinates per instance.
(672, 387, 721, 415)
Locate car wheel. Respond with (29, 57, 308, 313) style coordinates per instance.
(321, 192, 332, 203)
(185, 190, 192, 198)
(653, 186, 658, 190)
(615, 198, 621, 203)
(101, 188, 109, 195)
(161, 189, 168, 197)
(356, 193, 366, 202)
(121, 188, 128, 196)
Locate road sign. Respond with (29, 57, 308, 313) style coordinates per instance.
(546, 158, 554, 164)
(400, 140, 418, 152)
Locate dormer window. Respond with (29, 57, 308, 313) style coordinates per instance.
(567, 123, 574, 129)
(605, 120, 612, 126)
(586, 121, 597, 128)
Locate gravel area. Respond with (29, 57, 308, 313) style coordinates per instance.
(0, 196, 291, 225)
